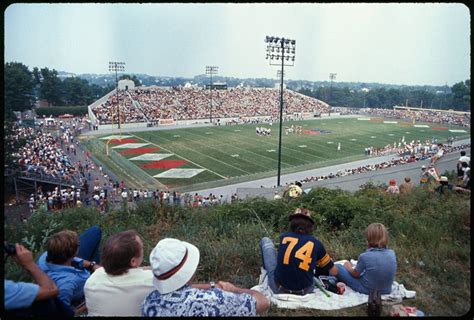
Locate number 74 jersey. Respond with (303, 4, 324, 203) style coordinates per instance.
(275, 232, 335, 291)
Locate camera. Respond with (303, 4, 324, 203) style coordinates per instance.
(4, 242, 16, 255)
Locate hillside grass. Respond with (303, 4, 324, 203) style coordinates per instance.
(4, 181, 470, 316)
(87, 117, 470, 191)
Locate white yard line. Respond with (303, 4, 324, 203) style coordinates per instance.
(127, 132, 230, 179)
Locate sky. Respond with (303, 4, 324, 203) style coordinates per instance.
(4, 3, 471, 86)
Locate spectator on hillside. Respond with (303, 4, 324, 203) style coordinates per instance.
(259, 208, 339, 295)
(142, 238, 270, 316)
(37, 227, 102, 309)
(386, 179, 400, 194)
(85, 230, 154, 316)
(4, 243, 72, 317)
(399, 177, 413, 194)
(419, 165, 430, 187)
(335, 223, 397, 295)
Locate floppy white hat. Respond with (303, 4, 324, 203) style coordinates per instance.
(150, 238, 200, 294)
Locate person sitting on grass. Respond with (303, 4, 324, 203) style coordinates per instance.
(37, 226, 102, 309)
(386, 179, 400, 194)
(142, 238, 270, 316)
(335, 223, 397, 295)
(259, 208, 339, 295)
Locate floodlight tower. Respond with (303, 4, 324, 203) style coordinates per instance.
(329, 73, 337, 104)
(107, 61, 125, 156)
(206, 66, 218, 124)
(265, 36, 296, 187)
(109, 61, 125, 129)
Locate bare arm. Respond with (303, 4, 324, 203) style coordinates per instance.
(14, 244, 59, 301)
(217, 281, 270, 315)
(344, 261, 361, 278)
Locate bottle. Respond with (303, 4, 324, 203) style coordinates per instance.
(367, 288, 381, 317)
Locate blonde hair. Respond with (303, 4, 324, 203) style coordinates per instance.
(365, 223, 388, 248)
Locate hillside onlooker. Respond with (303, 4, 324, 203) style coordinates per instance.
(85, 230, 154, 316)
(457, 151, 470, 180)
(259, 208, 339, 295)
(141, 238, 270, 316)
(399, 177, 413, 194)
(335, 223, 397, 295)
(386, 179, 400, 194)
(37, 227, 102, 308)
(4, 243, 72, 317)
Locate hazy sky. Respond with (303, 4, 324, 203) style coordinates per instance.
(4, 3, 470, 86)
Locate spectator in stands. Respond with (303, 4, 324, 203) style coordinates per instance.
(386, 179, 400, 194)
(259, 208, 339, 295)
(85, 230, 154, 316)
(335, 223, 397, 295)
(142, 238, 270, 316)
(4, 243, 72, 317)
(37, 226, 102, 309)
(399, 177, 413, 194)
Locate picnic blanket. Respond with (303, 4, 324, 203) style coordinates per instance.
(250, 260, 416, 310)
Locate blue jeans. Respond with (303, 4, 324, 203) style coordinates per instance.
(335, 264, 370, 294)
(77, 225, 102, 263)
(259, 237, 280, 293)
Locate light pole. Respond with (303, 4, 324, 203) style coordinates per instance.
(329, 73, 336, 105)
(265, 36, 296, 187)
(206, 66, 218, 124)
(107, 61, 125, 156)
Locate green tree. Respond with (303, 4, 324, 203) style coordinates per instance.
(4, 62, 35, 117)
(451, 80, 470, 111)
(61, 77, 92, 105)
(39, 67, 63, 106)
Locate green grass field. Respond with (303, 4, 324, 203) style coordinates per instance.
(84, 117, 470, 191)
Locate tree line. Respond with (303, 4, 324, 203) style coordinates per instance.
(4, 62, 141, 119)
(296, 80, 470, 111)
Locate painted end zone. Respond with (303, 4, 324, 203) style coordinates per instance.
(369, 118, 384, 122)
(432, 127, 449, 131)
(303, 130, 321, 135)
(119, 147, 161, 155)
(154, 168, 205, 179)
(140, 159, 187, 169)
(108, 138, 139, 144)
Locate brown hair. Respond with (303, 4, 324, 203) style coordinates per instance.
(365, 223, 388, 248)
(290, 216, 314, 235)
(45, 230, 79, 264)
(101, 230, 141, 276)
(404, 176, 411, 183)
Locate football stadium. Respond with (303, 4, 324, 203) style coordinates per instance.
(4, 3, 471, 318)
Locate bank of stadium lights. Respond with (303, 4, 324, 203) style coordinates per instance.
(264, 36, 296, 187)
(106, 61, 125, 156)
(205, 66, 218, 123)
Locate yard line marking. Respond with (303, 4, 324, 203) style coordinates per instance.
(126, 133, 230, 179)
(230, 154, 240, 157)
(388, 133, 394, 136)
(129, 153, 173, 161)
(383, 121, 398, 124)
(414, 125, 430, 128)
(371, 136, 377, 138)
(183, 129, 295, 166)
(112, 143, 149, 149)
(154, 168, 205, 179)
(350, 138, 357, 141)
(298, 145, 307, 148)
(267, 149, 276, 152)
(234, 129, 241, 132)
(357, 118, 370, 121)
(405, 132, 411, 134)
(449, 129, 467, 133)
(173, 135, 181, 137)
(100, 135, 132, 140)
(327, 141, 334, 144)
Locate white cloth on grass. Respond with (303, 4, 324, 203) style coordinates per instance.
(250, 260, 416, 310)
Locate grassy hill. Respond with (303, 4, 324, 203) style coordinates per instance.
(4, 181, 470, 316)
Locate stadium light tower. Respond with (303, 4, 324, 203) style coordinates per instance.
(206, 66, 218, 124)
(265, 36, 296, 187)
(107, 61, 125, 156)
(109, 61, 125, 129)
(329, 73, 337, 104)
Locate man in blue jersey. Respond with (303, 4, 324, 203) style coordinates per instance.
(259, 208, 338, 295)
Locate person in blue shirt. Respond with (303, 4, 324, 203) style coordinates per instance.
(260, 208, 339, 295)
(4, 243, 72, 317)
(335, 223, 397, 295)
(37, 226, 102, 308)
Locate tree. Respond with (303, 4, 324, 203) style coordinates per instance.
(451, 80, 470, 111)
(4, 62, 35, 116)
(39, 67, 63, 106)
(61, 77, 92, 106)
(119, 74, 142, 87)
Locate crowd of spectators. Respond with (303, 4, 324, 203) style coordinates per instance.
(341, 107, 470, 128)
(93, 87, 330, 124)
(294, 143, 470, 186)
(91, 92, 146, 125)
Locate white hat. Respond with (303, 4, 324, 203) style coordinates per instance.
(440, 176, 448, 182)
(421, 165, 426, 169)
(150, 238, 200, 294)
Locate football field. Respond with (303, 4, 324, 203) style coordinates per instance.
(85, 117, 470, 191)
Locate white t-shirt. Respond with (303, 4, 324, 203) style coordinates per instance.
(84, 267, 155, 316)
